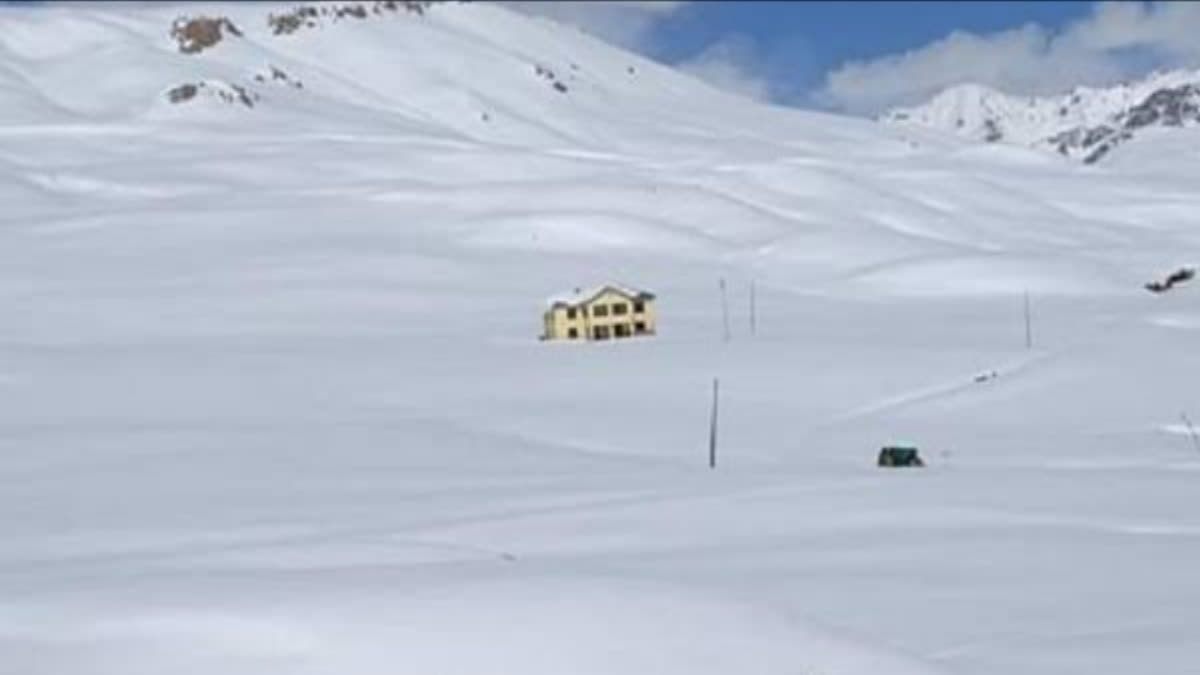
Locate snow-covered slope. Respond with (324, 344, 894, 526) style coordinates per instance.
(882, 69, 1200, 163)
(0, 0, 908, 157)
(3, 4, 1200, 675)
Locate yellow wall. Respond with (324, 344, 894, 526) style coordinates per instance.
(543, 289, 656, 341)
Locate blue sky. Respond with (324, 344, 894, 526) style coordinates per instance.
(643, 1, 1093, 103)
(512, 1, 1200, 113)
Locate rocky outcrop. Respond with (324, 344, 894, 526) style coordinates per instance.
(268, 1, 434, 36)
(982, 119, 1002, 143)
(166, 83, 199, 103)
(1122, 84, 1200, 129)
(1146, 267, 1196, 294)
(1047, 85, 1200, 164)
(533, 64, 569, 94)
(170, 16, 242, 54)
(164, 81, 259, 108)
(254, 65, 304, 90)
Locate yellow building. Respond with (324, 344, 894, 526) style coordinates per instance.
(542, 284, 657, 341)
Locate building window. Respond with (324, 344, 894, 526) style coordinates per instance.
(568, 327, 578, 339)
(634, 322, 647, 334)
(593, 304, 609, 317)
(633, 300, 645, 313)
(612, 303, 628, 316)
(614, 324, 631, 338)
(566, 307, 577, 319)
(593, 325, 611, 340)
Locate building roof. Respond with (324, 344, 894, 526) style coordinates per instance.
(546, 284, 655, 308)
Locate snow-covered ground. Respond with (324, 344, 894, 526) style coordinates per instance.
(2, 3, 1199, 675)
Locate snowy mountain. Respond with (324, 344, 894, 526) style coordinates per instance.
(0, 0, 896, 156)
(881, 69, 1200, 163)
(3, 4, 1200, 675)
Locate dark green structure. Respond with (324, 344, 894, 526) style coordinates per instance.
(878, 446, 924, 467)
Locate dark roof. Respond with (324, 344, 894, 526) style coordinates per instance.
(547, 284, 655, 308)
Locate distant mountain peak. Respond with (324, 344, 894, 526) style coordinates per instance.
(881, 68, 1200, 163)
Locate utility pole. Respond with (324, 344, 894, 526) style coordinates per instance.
(749, 280, 757, 337)
(720, 278, 731, 343)
(708, 377, 720, 469)
(1023, 291, 1033, 350)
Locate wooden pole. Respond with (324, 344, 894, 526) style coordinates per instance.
(720, 278, 730, 343)
(749, 280, 757, 337)
(1023, 291, 1032, 350)
(708, 377, 720, 469)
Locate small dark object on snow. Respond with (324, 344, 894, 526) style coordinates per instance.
(166, 83, 199, 103)
(552, 81, 568, 93)
(1145, 267, 1195, 294)
(878, 446, 924, 468)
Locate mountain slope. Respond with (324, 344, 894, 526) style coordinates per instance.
(0, 0, 923, 158)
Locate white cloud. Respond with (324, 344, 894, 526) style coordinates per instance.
(1060, 0, 1200, 55)
(614, 1, 689, 14)
(820, 1, 1200, 115)
(676, 35, 771, 101)
(499, 1, 688, 52)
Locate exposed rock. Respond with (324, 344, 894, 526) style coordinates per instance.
(404, 0, 432, 15)
(1081, 131, 1132, 165)
(1050, 86, 1200, 163)
(166, 83, 199, 103)
(260, 65, 305, 90)
(983, 119, 1002, 143)
(164, 81, 259, 109)
(532, 63, 570, 94)
(268, 12, 302, 35)
(1145, 267, 1196, 294)
(336, 5, 368, 19)
(1119, 84, 1200, 130)
(1083, 125, 1116, 146)
(170, 15, 242, 54)
(269, 1, 434, 35)
(225, 84, 258, 108)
